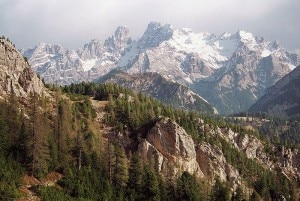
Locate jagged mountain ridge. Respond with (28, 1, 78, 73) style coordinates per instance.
(23, 22, 299, 114)
(249, 66, 300, 118)
(23, 26, 132, 85)
(97, 70, 217, 114)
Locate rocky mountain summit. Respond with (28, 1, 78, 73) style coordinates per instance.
(23, 22, 299, 114)
(249, 66, 300, 118)
(0, 37, 45, 98)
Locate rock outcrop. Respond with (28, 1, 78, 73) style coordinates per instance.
(138, 117, 203, 178)
(196, 142, 242, 185)
(138, 117, 247, 189)
(138, 116, 300, 189)
(0, 38, 45, 98)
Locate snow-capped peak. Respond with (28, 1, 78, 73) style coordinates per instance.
(237, 30, 256, 43)
(234, 30, 263, 51)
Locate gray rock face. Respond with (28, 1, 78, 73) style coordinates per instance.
(211, 125, 300, 181)
(138, 117, 300, 185)
(196, 142, 242, 188)
(104, 26, 131, 51)
(23, 23, 299, 114)
(137, 22, 173, 50)
(0, 38, 45, 98)
(138, 117, 203, 178)
(137, 117, 300, 189)
(249, 66, 300, 118)
(181, 53, 215, 77)
(137, 117, 244, 184)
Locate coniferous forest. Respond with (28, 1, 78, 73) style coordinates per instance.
(0, 82, 299, 200)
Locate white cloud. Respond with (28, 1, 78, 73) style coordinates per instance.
(0, 0, 299, 51)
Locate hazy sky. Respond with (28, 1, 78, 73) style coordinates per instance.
(1, 0, 299, 52)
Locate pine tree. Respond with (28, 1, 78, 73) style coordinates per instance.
(113, 144, 128, 189)
(127, 153, 143, 199)
(250, 191, 260, 201)
(56, 98, 72, 168)
(27, 93, 51, 176)
(141, 166, 160, 201)
(176, 171, 203, 201)
(211, 179, 230, 201)
(231, 186, 246, 201)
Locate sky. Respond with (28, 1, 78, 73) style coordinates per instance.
(1, 0, 299, 52)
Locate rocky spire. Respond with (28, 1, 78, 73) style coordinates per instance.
(104, 26, 132, 51)
(138, 22, 173, 49)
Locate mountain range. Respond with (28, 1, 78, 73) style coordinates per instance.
(22, 22, 300, 114)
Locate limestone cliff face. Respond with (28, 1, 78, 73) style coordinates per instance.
(0, 38, 45, 98)
(138, 117, 203, 178)
(138, 117, 300, 189)
(196, 142, 242, 188)
(206, 124, 300, 181)
(138, 117, 246, 189)
(276, 146, 300, 180)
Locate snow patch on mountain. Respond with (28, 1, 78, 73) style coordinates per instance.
(167, 29, 227, 69)
(239, 31, 256, 43)
(82, 59, 97, 71)
(261, 49, 271, 57)
(237, 30, 260, 51)
(288, 64, 296, 71)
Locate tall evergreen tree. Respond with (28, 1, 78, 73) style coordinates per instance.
(141, 166, 160, 201)
(113, 144, 128, 189)
(176, 171, 203, 201)
(211, 179, 230, 201)
(127, 153, 143, 199)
